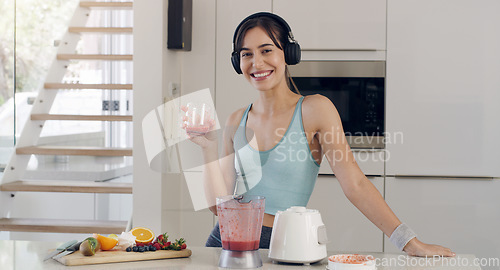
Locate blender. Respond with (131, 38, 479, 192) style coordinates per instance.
(216, 195, 265, 269)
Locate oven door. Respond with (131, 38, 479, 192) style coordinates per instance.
(289, 61, 385, 149)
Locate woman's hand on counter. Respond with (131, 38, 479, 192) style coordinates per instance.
(403, 238, 456, 257)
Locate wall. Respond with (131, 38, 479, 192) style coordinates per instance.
(133, 0, 172, 235)
(133, 0, 215, 246)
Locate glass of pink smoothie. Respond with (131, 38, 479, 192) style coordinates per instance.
(184, 102, 214, 135)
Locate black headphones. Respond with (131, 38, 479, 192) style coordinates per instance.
(231, 12, 301, 74)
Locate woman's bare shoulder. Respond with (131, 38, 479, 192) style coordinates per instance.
(302, 94, 338, 114)
(302, 94, 342, 128)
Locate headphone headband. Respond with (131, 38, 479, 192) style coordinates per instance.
(232, 12, 296, 51)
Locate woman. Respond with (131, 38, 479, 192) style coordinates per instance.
(186, 12, 454, 257)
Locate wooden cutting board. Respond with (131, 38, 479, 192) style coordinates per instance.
(55, 249, 192, 266)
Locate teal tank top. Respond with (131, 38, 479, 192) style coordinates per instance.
(233, 96, 320, 215)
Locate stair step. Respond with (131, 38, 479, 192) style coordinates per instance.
(57, 54, 133, 61)
(1, 180, 132, 194)
(0, 218, 127, 233)
(16, 146, 132, 157)
(44, 83, 133, 90)
(80, 1, 133, 9)
(31, 114, 132, 121)
(24, 156, 132, 181)
(69, 27, 133, 34)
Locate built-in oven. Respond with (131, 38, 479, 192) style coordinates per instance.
(289, 61, 385, 149)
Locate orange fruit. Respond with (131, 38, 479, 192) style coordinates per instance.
(96, 234, 118, 251)
(130, 227, 155, 244)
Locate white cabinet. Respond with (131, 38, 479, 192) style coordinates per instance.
(214, 0, 270, 124)
(386, 0, 500, 177)
(273, 0, 386, 51)
(384, 177, 500, 261)
(307, 176, 384, 252)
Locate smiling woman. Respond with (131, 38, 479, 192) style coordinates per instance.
(184, 11, 454, 258)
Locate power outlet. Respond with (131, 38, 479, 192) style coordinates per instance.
(164, 82, 179, 103)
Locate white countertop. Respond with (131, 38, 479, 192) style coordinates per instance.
(0, 240, 481, 270)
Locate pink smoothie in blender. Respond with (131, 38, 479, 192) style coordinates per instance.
(216, 195, 265, 268)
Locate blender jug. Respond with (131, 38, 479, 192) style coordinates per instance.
(216, 195, 265, 268)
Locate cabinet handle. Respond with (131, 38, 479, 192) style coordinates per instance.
(393, 175, 494, 180)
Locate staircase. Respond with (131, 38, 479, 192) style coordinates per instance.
(0, 1, 134, 235)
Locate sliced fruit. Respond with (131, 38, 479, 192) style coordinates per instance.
(108, 233, 118, 240)
(96, 234, 119, 251)
(130, 227, 155, 244)
(80, 237, 100, 256)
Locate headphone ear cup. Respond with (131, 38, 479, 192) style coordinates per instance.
(231, 52, 242, 74)
(284, 43, 301, 65)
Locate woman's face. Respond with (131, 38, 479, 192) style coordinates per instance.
(239, 26, 287, 92)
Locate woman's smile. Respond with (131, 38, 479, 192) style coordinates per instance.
(251, 70, 274, 80)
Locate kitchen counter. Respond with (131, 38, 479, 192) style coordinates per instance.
(0, 240, 481, 269)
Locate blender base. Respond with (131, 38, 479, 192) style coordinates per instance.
(218, 249, 263, 269)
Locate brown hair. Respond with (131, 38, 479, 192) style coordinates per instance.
(234, 16, 300, 94)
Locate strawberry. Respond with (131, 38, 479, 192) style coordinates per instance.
(177, 238, 186, 245)
(171, 238, 185, 251)
(170, 243, 180, 250)
(156, 233, 169, 247)
(181, 243, 187, 250)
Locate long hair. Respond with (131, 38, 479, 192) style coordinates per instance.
(234, 16, 300, 94)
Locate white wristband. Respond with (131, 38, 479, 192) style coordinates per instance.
(389, 223, 417, 251)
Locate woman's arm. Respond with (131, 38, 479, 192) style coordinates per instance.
(189, 110, 242, 215)
(306, 95, 454, 257)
